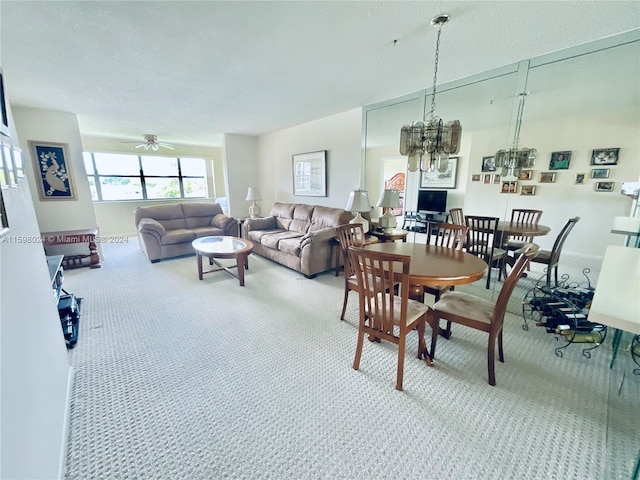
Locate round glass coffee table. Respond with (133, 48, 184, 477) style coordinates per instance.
(192, 236, 254, 286)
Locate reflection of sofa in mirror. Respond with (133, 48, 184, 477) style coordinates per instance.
(243, 202, 352, 278)
(135, 202, 238, 263)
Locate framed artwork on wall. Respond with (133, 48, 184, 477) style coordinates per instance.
(481, 156, 496, 172)
(591, 148, 619, 165)
(549, 151, 571, 170)
(520, 185, 536, 196)
(591, 168, 609, 179)
(595, 181, 615, 192)
(420, 157, 457, 189)
(28, 141, 77, 200)
(518, 169, 533, 181)
(501, 181, 518, 193)
(539, 172, 557, 183)
(471, 174, 481, 182)
(292, 150, 327, 197)
(574, 173, 586, 184)
(482, 174, 492, 184)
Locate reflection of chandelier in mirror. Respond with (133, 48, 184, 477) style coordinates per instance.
(399, 14, 461, 173)
(495, 93, 536, 178)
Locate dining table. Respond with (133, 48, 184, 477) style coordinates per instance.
(496, 221, 551, 241)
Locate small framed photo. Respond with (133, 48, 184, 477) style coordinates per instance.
(471, 174, 481, 182)
(591, 148, 619, 166)
(501, 181, 518, 193)
(481, 156, 496, 172)
(493, 174, 501, 185)
(482, 173, 492, 184)
(595, 181, 615, 192)
(549, 151, 571, 170)
(518, 169, 532, 181)
(574, 173, 586, 185)
(591, 168, 609, 179)
(539, 172, 557, 183)
(520, 185, 536, 196)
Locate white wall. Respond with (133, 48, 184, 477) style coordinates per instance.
(258, 108, 362, 213)
(1, 98, 71, 480)
(223, 134, 259, 218)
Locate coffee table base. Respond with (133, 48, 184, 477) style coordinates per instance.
(196, 252, 250, 286)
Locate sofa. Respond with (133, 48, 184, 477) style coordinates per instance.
(243, 202, 353, 278)
(134, 202, 238, 262)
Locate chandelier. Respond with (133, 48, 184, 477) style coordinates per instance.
(400, 15, 461, 173)
(495, 92, 536, 177)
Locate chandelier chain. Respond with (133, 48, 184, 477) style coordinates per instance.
(427, 25, 443, 121)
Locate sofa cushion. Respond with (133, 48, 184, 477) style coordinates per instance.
(161, 229, 197, 245)
(183, 203, 224, 228)
(259, 231, 303, 250)
(278, 236, 303, 256)
(137, 204, 187, 231)
(191, 226, 225, 238)
(310, 205, 352, 231)
(247, 229, 287, 244)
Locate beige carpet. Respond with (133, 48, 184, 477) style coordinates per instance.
(62, 237, 638, 479)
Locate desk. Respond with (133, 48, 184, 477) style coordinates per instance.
(610, 216, 640, 248)
(364, 242, 487, 288)
(588, 245, 640, 368)
(41, 229, 101, 269)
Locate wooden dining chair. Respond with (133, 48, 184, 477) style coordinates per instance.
(449, 208, 464, 226)
(504, 208, 543, 250)
(464, 215, 508, 289)
(428, 243, 540, 386)
(348, 245, 431, 391)
(528, 217, 580, 286)
(336, 223, 367, 320)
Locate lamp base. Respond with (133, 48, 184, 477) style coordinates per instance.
(249, 202, 261, 219)
(349, 212, 370, 233)
(378, 210, 397, 233)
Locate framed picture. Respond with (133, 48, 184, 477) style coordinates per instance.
(591, 168, 609, 179)
(493, 174, 501, 185)
(595, 181, 615, 192)
(574, 173, 586, 184)
(481, 156, 496, 172)
(520, 185, 536, 196)
(420, 157, 457, 189)
(482, 173, 492, 184)
(471, 174, 481, 182)
(500, 181, 518, 193)
(549, 151, 571, 170)
(0, 186, 9, 238)
(591, 148, 619, 165)
(292, 150, 327, 197)
(0, 68, 10, 138)
(29, 141, 77, 200)
(539, 172, 556, 183)
(518, 169, 532, 181)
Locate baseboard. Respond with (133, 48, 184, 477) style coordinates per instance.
(57, 365, 75, 480)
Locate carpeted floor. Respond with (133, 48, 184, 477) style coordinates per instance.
(62, 237, 638, 479)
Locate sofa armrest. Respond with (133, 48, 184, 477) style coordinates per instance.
(245, 216, 276, 231)
(300, 227, 336, 249)
(138, 218, 166, 234)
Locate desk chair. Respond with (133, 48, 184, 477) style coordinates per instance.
(429, 243, 539, 386)
(348, 246, 431, 391)
(528, 217, 580, 286)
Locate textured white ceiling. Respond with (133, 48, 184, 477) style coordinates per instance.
(1, 1, 638, 147)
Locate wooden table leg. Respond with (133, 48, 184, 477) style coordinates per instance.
(237, 254, 246, 286)
(197, 253, 204, 280)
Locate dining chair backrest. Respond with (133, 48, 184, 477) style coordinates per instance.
(464, 215, 500, 262)
(449, 208, 464, 226)
(547, 216, 580, 269)
(509, 209, 543, 242)
(426, 222, 468, 250)
(336, 223, 366, 277)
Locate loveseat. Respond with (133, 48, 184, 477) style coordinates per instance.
(243, 202, 353, 278)
(135, 202, 238, 262)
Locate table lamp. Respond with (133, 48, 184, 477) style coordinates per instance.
(245, 186, 262, 218)
(376, 189, 401, 233)
(345, 189, 371, 233)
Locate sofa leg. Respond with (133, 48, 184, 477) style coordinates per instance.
(151, 259, 160, 263)
(304, 274, 317, 279)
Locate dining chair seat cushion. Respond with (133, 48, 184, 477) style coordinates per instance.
(517, 247, 551, 261)
(434, 291, 494, 326)
(506, 239, 526, 250)
(366, 293, 430, 327)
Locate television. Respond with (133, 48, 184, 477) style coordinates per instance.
(417, 189, 447, 213)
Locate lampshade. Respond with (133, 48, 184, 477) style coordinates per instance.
(245, 186, 262, 201)
(345, 189, 371, 213)
(376, 189, 401, 208)
(399, 15, 461, 173)
(346, 189, 371, 233)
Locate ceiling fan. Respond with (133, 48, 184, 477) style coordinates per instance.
(123, 134, 176, 151)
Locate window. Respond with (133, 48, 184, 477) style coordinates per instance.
(84, 152, 207, 201)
